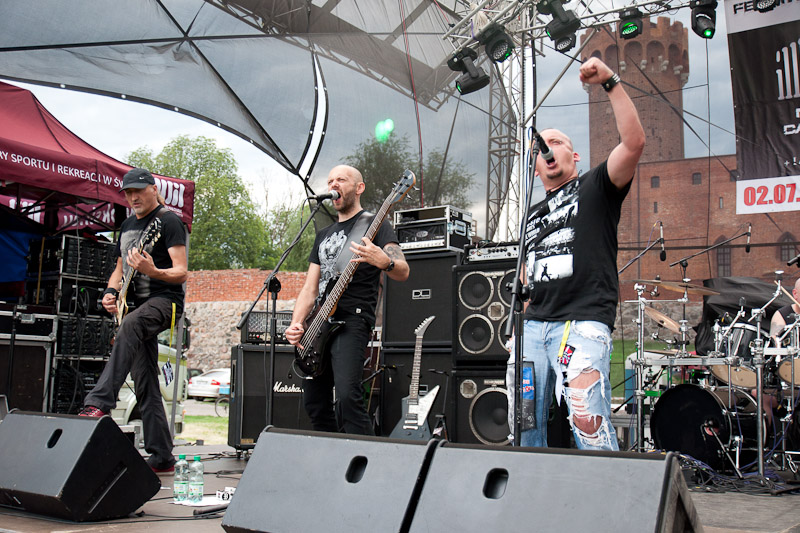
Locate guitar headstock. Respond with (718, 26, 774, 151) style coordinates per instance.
(388, 169, 416, 206)
(414, 315, 435, 338)
(139, 217, 163, 250)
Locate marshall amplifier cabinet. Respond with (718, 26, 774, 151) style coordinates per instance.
(394, 205, 472, 254)
(228, 344, 313, 450)
(240, 310, 293, 344)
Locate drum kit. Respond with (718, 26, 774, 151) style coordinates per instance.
(627, 274, 800, 478)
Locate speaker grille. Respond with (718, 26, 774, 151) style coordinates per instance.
(453, 261, 516, 365)
(454, 369, 510, 445)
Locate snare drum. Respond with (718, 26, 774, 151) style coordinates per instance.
(778, 357, 800, 386)
(710, 323, 767, 388)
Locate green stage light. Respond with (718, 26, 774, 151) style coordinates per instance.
(619, 7, 643, 40)
(375, 119, 395, 143)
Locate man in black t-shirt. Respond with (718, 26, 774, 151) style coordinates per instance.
(285, 165, 409, 434)
(79, 168, 187, 473)
(511, 57, 645, 450)
(770, 277, 799, 342)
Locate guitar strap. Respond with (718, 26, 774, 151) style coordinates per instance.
(333, 210, 375, 276)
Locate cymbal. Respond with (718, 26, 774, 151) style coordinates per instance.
(633, 279, 719, 296)
(644, 306, 681, 334)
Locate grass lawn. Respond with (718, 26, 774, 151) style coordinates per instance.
(181, 415, 229, 445)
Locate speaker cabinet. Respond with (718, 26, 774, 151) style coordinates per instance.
(382, 251, 460, 347)
(228, 344, 313, 450)
(454, 368, 510, 445)
(380, 347, 454, 439)
(0, 411, 160, 521)
(0, 340, 51, 412)
(411, 444, 701, 532)
(453, 261, 516, 365)
(222, 428, 434, 533)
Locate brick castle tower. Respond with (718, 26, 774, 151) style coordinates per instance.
(581, 17, 689, 167)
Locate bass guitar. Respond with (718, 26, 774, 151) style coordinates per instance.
(115, 216, 162, 326)
(390, 315, 439, 440)
(294, 170, 415, 378)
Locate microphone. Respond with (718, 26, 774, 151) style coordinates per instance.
(659, 222, 666, 262)
(309, 190, 340, 202)
(745, 223, 751, 254)
(788, 253, 800, 267)
(534, 132, 554, 164)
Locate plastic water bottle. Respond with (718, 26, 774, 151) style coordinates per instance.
(188, 455, 204, 503)
(172, 454, 189, 502)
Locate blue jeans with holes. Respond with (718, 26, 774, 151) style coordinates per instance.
(509, 319, 618, 451)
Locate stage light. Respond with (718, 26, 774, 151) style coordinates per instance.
(447, 48, 490, 95)
(478, 23, 514, 63)
(539, 0, 582, 53)
(753, 0, 778, 12)
(690, 0, 717, 39)
(619, 7, 644, 40)
(375, 119, 394, 143)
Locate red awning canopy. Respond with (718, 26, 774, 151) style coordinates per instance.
(0, 81, 194, 230)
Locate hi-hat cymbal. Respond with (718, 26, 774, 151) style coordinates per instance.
(644, 306, 681, 334)
(633, 279, 719, 296)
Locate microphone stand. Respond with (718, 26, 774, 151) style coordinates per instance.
(668, 229, 748, 268)
(504, 130, 539, 446)
(236, 199, 330, 429)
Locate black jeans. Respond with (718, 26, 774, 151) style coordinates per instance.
(303, 315, 374, 435)
(84, 297, 176, 466)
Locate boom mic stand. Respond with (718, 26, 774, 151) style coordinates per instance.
(236, 199, 330, 429)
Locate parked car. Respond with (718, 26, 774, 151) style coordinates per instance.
(188, 368, 231, 400)
(188, 367, 204, 380)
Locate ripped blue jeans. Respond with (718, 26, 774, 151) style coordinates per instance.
(508, 319, 618, 451)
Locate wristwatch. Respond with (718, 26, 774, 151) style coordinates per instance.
(383, 259, 395, 272)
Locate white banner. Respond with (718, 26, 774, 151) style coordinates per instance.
(725, 0, 800, 34)
(736, 175, 800, 213)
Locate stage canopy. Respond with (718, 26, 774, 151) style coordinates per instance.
(0, 81, 195, 231)
(0, 0, 511, 234)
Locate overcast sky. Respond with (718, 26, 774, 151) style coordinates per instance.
(2, 6, 736, 218)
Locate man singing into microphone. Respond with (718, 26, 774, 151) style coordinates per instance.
(512, 57, 645, 450)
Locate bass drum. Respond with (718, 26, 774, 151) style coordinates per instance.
(709, 323, 766, 388)
(651, 384, 764, 471)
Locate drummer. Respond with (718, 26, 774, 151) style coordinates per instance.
(770, 277, 799, 344)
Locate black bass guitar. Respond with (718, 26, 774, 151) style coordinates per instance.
(294, 170, 415, 378)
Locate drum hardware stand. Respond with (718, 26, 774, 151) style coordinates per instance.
(702, 419, 745, 479)
(631, 283, 648, 453)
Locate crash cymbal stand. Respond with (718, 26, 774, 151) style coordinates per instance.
(632, 283, 648, 453)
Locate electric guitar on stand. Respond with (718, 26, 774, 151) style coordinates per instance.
(294, 170, 415, 378)
(115, 217, 162, 327)
(390, 315, 439, 440)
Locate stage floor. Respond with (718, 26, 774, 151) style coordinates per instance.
(1, 443, 800, 533)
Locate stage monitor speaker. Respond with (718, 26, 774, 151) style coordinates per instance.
(410, 444, 701, 532)
(453, 260, 516, 366)
(380, 347, 454, 439)
(0, 411, 160, 521)
(382, 251, 460, 348)
(222, 427, 435, 533)
(228, 344, 313, 450)
(0, 340, 51, 412)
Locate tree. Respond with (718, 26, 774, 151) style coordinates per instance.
(263, 195, 318, 273)
(344, 135, 475, 213)
(127, 136, 274, 270)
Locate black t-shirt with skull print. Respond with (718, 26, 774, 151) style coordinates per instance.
(308, 210, 398, 327)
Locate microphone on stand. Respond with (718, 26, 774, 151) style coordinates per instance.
(309, 190, 340, 202)
(659, 222, 666, 262)
(534, 132, 554, 164)
(745, 223, 751, 254)
(787, 252, 800, 267)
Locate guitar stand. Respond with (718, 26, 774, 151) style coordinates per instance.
(428, 368, 452, 440)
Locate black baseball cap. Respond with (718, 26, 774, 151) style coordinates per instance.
(120, 168, 156, 192)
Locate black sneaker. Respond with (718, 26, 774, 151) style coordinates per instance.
(147, 455, 176, 474)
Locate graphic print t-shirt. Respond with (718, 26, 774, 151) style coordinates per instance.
(308, 210, 398, 327)
(523, 162, 630, 328)
(116, 206, 186, 312)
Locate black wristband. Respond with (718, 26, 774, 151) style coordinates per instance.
(601, 73, 621, 92)
(383, 259, 395, 272)
(103, 287, 119, 297)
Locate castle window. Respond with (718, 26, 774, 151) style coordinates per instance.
(651, 176, 660, 188)
(719, 197, 724, 209)
(779, 233, 797, 263)
(716, 245, 731, 277)
(692, 172, 702, 185)
(653, 202, 658, 213)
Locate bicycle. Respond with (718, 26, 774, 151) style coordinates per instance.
(215, 384, 230, 417)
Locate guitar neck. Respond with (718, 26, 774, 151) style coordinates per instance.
(409, 335, 423, 402)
